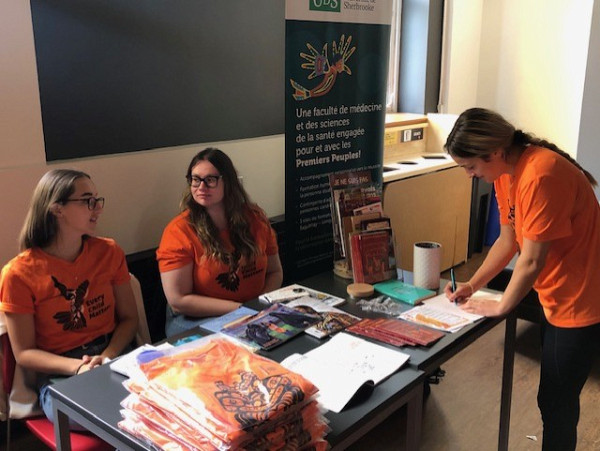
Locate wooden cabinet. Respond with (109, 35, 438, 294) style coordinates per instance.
(383, 166, 472, 272)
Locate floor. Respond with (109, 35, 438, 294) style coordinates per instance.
(3, 249, 600, 450)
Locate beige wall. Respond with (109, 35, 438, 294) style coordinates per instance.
(443, 0, 594, 157)
(439, 0, 483, 114)
(0, 2, 284, 266)
(578, 0, 600, 199)
(1, 1, 597, 266)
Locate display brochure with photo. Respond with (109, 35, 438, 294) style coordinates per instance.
(220, 303, 322, 350)
(285, 296, 361, 339)
(259, 284, 346, 307)
(200, 305, 258, 334)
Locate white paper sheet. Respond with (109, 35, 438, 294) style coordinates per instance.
(399, 290, 502, 332)
(281, 332, 410, 412)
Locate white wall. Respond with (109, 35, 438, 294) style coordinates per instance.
(0, 2, 284, 266)
(439, 0, 484, 114)
(478, 0, 593, 156)
(2, 1, 598, 266)
(577, 0, 600, 198)
(443, 0, 594, 159)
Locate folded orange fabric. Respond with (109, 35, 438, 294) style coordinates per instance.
(133, 337, 321, 446)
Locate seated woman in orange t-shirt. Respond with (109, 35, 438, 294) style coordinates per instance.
(0, 169, 138, 428)
(157, 148, 283, 337)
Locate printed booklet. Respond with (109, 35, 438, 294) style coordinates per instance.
(373, 279, 436, 306)
(220, 303, 321, 350)
(285, 296, 361, 339)
(259, 284, 346, 307)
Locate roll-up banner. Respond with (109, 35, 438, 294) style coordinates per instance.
(285, 0, 392, 281)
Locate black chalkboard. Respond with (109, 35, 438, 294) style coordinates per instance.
(30, 0, 285, 161)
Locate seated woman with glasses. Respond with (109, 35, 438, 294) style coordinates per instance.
(0, 169, 138, 428)
(157, 147, 283, 337)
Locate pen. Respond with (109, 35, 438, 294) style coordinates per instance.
(450, 268, 457, 305)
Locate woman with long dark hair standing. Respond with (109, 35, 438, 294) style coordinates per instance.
(444, 108, 600, 451)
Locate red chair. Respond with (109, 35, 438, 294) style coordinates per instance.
(1, 332, 113, 451)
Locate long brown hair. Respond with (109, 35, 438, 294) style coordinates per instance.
(445, 108, 597, 186)
(181, 148, 263, 265)
(19, 169, 91, 251)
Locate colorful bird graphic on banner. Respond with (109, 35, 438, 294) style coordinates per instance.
(290, 34, 356, 100)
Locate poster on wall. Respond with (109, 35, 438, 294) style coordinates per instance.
(285, 0, 392, 281)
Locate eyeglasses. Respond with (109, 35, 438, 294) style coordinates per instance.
(187, 175, 222, 188)
(63, 197, 105, 210)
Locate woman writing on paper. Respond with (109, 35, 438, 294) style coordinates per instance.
(443, 108, 600, 451)
(0, 169, 138, 427)
(157, 148, 283, 337)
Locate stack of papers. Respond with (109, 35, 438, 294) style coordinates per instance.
(347, 317, 445, 346)
(399, 290, 501, 333)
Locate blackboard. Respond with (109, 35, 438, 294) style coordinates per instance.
(30, 0, 285, 161)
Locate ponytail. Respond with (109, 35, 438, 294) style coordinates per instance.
(514, 130, 598, 187)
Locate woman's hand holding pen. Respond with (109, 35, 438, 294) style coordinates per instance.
(444, 280, 474, 305)
(444, 280, 504, 317)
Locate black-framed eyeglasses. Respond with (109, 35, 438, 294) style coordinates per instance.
(63, 197, 105, 210)
(187, 175, 222, 188)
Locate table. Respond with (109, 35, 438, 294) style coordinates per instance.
(50, 272, 515, 451)
(50, 344, 425, 451)
(288, 272, 516, 450)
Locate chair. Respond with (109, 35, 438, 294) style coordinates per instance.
(130, 273, 152, 346)
(1, 274, 151, 450)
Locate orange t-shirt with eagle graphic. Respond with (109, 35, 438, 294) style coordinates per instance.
(494, 146, 600, 328)
(0, 237, 130, 354)
(156, 208, 279, 303)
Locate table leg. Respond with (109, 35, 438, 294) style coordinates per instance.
(498, 311, 516, 451)
(405, 382, 423, 451)
(53, 403, 71, 451)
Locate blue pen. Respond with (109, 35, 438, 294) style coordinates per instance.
(450, 268, 457, 305)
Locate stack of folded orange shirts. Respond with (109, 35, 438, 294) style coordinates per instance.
(118, 337, 329, 450)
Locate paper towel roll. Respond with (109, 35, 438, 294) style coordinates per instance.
(413, 241, 442, 289)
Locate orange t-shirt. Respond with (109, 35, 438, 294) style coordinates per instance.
(136, 338, 318, 446)
(0, 237, 130, 354)
(156, 208, 279, 302)
(495, 146, 600, 327)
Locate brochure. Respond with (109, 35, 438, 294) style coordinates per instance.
(259, 284, 346, 307)
(220, 303, 322, 350)
(200, 305, 258, 334)
(285, 296, 361, 339)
